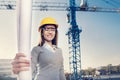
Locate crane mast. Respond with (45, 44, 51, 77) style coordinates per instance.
(66, 0, 82, 80)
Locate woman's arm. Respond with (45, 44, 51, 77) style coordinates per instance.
(11, 47, 39, 79)
(59, 49, 66, 80)
(11, 53, 30, 74)
(31, 47, 39, 78)
(59, 64, 66, 80)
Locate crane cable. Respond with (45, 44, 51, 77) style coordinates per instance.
(110, 0, 120, 7)
(102, 0, 120, 8)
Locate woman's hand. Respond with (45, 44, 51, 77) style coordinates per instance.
(11, 53, 30, 74)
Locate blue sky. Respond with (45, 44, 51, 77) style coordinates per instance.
(0, 0, 120, 72)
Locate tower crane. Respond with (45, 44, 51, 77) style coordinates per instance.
(0, 0, 120, 80)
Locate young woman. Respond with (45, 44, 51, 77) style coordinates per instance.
(12, 17, 66, 80)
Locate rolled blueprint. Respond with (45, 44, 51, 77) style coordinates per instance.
(17, 0, 32, 80)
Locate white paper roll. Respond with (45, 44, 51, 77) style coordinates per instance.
(17, 0, 32, 80)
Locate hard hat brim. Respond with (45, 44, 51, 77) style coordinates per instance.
(39, 24, 58, 30)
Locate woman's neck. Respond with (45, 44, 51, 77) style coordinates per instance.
(45, 41, 52, 47)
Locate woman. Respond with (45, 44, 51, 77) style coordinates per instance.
(12, 17, 66, 80)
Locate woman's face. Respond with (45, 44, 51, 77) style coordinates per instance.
(43, 25, 56, 42)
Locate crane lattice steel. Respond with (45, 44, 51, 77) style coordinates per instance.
(0, 0, 120, 80)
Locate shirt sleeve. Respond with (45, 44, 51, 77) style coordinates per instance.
(59, 49, 66, 80)
(59, 64, 66, 80)
(31, 47, 39, 79)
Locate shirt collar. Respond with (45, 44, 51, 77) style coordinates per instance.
(43, 43, 57, 52)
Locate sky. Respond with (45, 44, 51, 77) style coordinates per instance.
(0, 0, 120, 72)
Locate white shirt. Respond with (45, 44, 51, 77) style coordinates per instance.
(43, 43, 56, 53)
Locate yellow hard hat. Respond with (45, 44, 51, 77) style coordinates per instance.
(39, 17, 58, 29)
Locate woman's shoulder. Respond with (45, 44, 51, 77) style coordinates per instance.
(56, 47, 62, 52)
(53, 45, 61, 50)
(56, 47, 62, 50)
(31, 46, 43, 53)
(32, 45, 41, 49)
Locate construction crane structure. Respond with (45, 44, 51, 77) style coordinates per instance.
(66, 0, 82, 80)
(0, 0, 120, 80)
